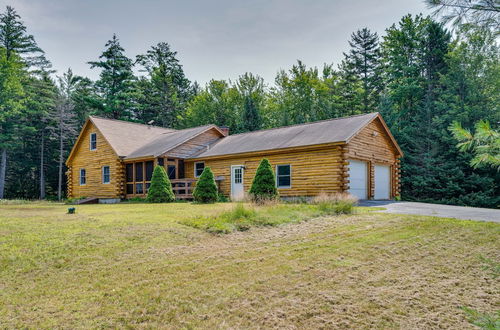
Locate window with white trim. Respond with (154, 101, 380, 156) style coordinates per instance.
(276, 164, 291, 188)
(195, 162, 205, 177)
(79, 168, 86, 185)
(102, 166, 110, 184)
(90, 133, 97, 150)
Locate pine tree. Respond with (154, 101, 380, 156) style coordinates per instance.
(249, 158, 278, 202)
(88, 34, 136, 120)
(135, 42, 193, 127)
(0, 6, 44, 64)
(0, 48, 25, 199)
(193, 167, 218, 203)
(242, 95, 261, 131)
(0, 5, 45, 199)
(146, 165, 175, 203)
(342, 28, 382, 113)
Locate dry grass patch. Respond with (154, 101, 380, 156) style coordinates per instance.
(0, 202, 498, 329)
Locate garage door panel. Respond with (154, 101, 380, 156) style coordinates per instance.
(348, 160, 367, 200)
(374, 164, 390, 200)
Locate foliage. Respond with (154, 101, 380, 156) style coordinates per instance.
(450, 120, 500, 170)
(249, 158, 278, 203)
(88, 34, 136, 120)
(425, 0, 500, 34)
(311, 192, 358, 215)
(135, 42, 193, 127)
(146, 165, 175, 203)
(461, 307, 500, 330)
(193, 166, 218, 203)
(0, 5, 499, 209)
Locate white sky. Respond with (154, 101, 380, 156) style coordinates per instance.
(2, 0, 431, 86)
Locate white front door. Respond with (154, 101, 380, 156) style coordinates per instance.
(231, 165, 245, 201)
(374, 164, 391, 200)
(348, 160, 368, 200)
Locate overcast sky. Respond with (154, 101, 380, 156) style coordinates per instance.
(2, 0, 431, 85)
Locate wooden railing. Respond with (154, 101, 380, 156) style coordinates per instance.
(170, 179, 197, 199)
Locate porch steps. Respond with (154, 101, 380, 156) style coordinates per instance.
(75, 197, 99, 205)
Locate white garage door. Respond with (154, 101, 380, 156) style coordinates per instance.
(348, 160, 367, 200)
(374, 164, 391, 200)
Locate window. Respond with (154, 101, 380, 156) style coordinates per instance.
(102, 166, 110, 184)
(276, 165, 291, 188)
(136, 183, 143, 194)
(126, 164, 134, 183)
(135, 162, 143, 181)
(194, 162, 205, 177)
(89, 133, 97, 150)
(79, 169, 86, 185)
(157, 158, 164, 167)
(167, 165, 176, 180)
(234, 167, 242, 184)
(145, 161, 154, 181)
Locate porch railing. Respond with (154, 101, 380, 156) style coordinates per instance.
(170, 179, 197, 199)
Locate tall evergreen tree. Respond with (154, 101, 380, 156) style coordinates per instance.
(0, 6, 46, 199)
(242, 96, 262, 132)
(237, 73, 264, 131)
(342, 28, 382, 113)
(88, 34, 136, 120)
(135, 42, 192, 127)
(0, 6, 44, 64)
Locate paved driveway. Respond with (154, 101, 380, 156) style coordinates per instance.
(359, 200, 500, 223)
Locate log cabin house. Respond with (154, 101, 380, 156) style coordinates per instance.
(66, 112, 402, 202)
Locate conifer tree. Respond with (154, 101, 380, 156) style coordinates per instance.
(136, 42, 192, 127)
(342, 28, 382, 113)
(147, 165, 175, 203)
(242, 95, 262, 131)
(88, 34, 136, 120)
(193, 167, 218, 203)
(249, 158, 278, 202)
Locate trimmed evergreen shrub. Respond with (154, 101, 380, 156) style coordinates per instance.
(146, 165, 175, 203)
(193, 166, 218, 203)
(249, 158, 278, 203)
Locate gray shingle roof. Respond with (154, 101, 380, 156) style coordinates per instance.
(90, 116, 175, 157)
(124, 125, 218, 159)
(192, 112, 379, 158)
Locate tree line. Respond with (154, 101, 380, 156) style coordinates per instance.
(0, 3, 498, 207)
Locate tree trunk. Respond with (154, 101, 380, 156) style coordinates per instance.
(40, 131, 46, 200)
(0, 148, 6, 199)
(58, 123, 64, 201)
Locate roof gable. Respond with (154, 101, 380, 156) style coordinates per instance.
(125, 125, 224, 160)
(90, 116, 175, 157)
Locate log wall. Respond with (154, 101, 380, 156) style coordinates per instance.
(345, 118, 401, 198)
(185, 146, 344, 197)
(67, 122, 124, 198)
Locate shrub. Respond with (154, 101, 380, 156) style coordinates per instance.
(312, 192, 358, 215)
(193, 167, 218, 203)
(249, 158, 278, 203)
(146, 165, 175, 203)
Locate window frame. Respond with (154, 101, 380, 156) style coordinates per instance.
(276, 164, 292, 189)
(194, 162, 205, 178)
(102, 165, 110, 184)
(79, 168, 86, 186)
(89, 133, 97, 151)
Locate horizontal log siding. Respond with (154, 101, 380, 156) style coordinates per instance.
(346, 118, 400, 198)
(67, 122, 124, 198)
(165, 128, 222, 158)
(185, 146, 344, 197)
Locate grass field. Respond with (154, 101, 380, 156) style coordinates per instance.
(0, 201, 498, 328)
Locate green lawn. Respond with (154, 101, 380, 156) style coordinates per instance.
(0, 201, 498, 328)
